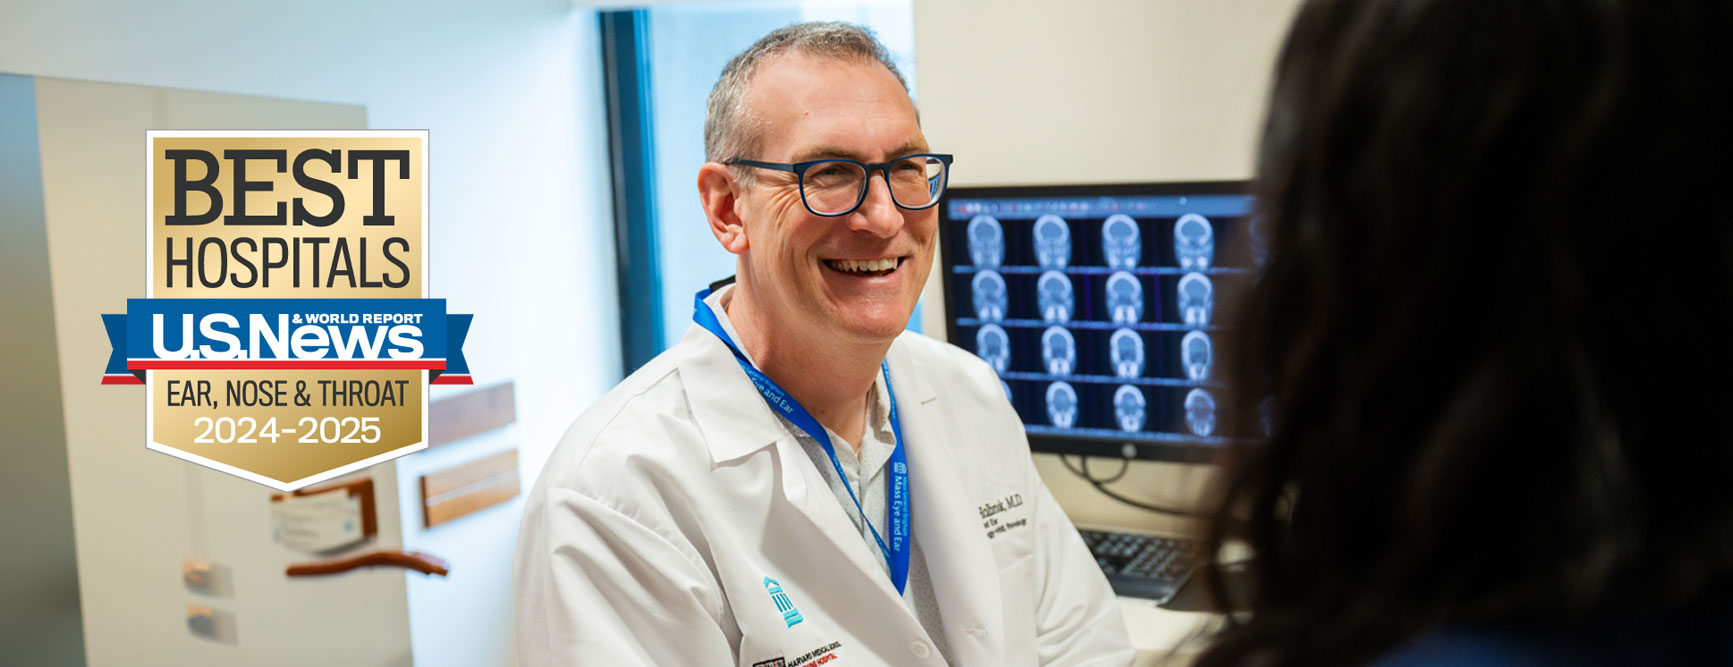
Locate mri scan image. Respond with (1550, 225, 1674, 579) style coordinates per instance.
(1040, 326, 1076, 375)
(1037, 271, 1074, 323)
(975, 324, 1010, 374)
(1045, 381, 1078, 428)
(1110, 328, 1145, 379)
(1106, 271, 1144, 325)
(1101, 214, 1142, 269)
(1184, 388, 1217, 437)
(1181, 330, 1212, 381)
(971, 270, 1007, 322)
(967, 215, 1005, 269)
(1113, 385, 1147, 432)
(1002, 380, 1013, 402)
(1033, 215, 1072, 269)
(1178, 272, 1214, 326)
(1174, 214, 1215, 270)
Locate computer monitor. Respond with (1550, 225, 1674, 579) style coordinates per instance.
(938, 181, 1257, 463)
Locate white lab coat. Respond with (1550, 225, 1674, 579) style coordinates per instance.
(515, 317, 1136, 666)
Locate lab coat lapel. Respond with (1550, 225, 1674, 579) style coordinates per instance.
(681, 321, 922, 624)
(679, 323, 792, 465)
(888, 343, 1007, 665)
(771, 436, 914, 613)
(679, 315, 935, 637)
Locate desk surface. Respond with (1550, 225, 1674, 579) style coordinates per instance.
(1121, 598, 1221, 666)
(1033, 453, 1235, 663)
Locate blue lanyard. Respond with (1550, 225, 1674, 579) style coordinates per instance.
(693, 288, 911, 595)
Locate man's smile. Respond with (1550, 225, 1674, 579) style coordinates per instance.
(821, 255, 907, 278)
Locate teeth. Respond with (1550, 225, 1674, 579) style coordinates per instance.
(827, 257, 898, 273)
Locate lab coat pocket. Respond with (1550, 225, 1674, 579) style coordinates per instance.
(996, 554, 1038, 666)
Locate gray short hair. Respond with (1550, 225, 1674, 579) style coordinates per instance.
(704, 22, 911, 172)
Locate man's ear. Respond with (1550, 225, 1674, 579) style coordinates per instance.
(698, 162, 749, 254)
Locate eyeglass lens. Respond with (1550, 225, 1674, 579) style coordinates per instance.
(802, 156, 947, 215)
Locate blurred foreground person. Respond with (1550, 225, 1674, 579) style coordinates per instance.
(1199, 1, 1733, 665)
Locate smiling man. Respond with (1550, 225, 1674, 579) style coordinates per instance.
(516, 22, 1134, 667)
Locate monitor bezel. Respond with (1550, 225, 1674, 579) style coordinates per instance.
(936, 179, 1251, 464)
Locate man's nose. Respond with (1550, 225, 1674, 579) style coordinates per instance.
(844, 170, 903, 238)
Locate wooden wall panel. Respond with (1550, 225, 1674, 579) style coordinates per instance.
(420, 449, 519, 528)
(428, 382, 516, 447)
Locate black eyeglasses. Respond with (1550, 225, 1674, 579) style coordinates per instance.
(725, 153, 954, 218)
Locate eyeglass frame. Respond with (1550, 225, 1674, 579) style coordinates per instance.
(723, 153, 955, 218)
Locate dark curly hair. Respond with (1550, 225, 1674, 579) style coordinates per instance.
(1197, 0, 1733, 664)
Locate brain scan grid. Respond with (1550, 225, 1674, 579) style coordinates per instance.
(946, 189, 1252, 446)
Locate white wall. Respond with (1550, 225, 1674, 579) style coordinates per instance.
(1, 2, 618, 665)
(911, 0, 1302, 534)
(912, 0, 1298, 188)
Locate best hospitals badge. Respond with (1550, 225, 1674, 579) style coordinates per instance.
(102, 131, 472, 492)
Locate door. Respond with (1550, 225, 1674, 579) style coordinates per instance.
(36, 76, 418, 667)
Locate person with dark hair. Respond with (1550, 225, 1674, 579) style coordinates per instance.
(1197, 1, 1733, 665)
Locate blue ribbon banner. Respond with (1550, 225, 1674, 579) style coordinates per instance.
(692, 288, 911, 595)
(102, 298, 472, 384)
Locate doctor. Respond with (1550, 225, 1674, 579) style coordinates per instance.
(516, 21, 1134, 667)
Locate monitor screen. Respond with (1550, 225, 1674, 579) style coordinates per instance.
(938, 182, 1257, 462)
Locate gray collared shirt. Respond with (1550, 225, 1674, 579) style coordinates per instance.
(805, 376, 953, 666)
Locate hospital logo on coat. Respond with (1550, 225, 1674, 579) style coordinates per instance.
(763, 576, 803, 627)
